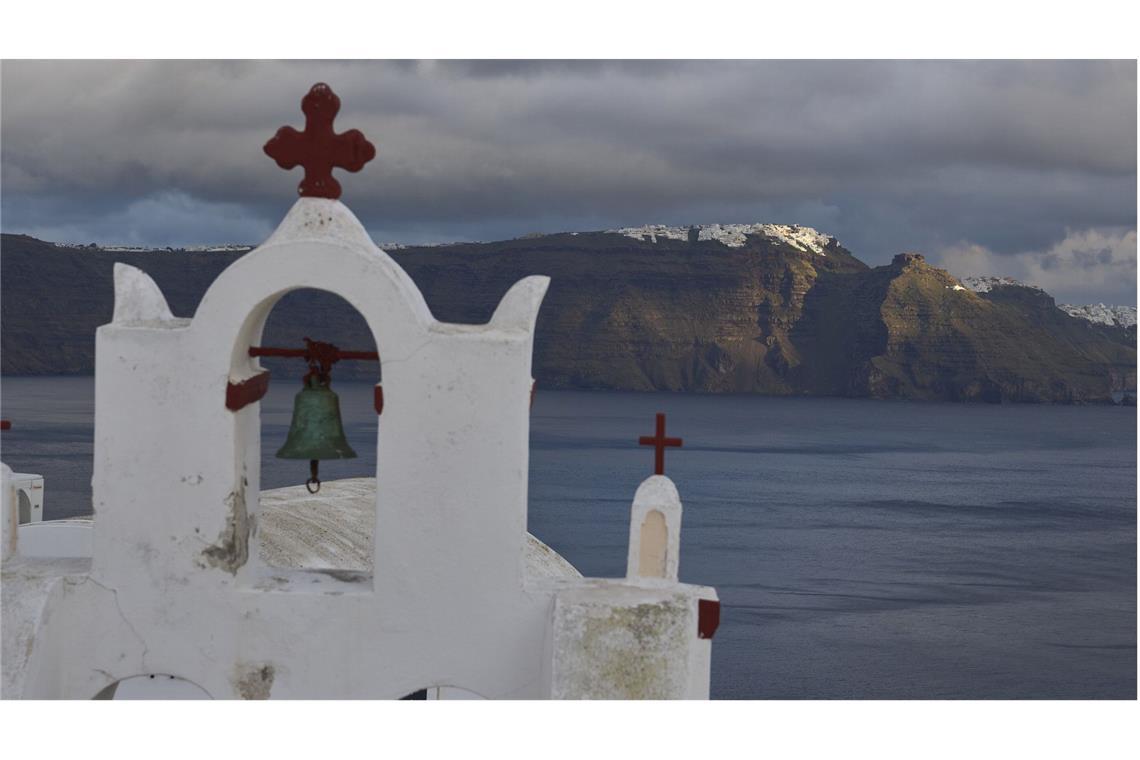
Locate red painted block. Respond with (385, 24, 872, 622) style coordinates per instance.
(225, 371, 271, 412)
(698, 598, 720, 640)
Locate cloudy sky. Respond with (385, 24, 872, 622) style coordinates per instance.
(1, 60, 1135, 304)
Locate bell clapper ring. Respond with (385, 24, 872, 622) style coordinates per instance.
(306, 459, 321, 494)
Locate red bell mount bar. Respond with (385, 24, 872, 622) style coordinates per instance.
(249, 337, 379, 381)
(249, 346, 379, 362)
(226, 338, 382, 414)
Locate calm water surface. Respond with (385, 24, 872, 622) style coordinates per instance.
(1, 376, 1135, 699)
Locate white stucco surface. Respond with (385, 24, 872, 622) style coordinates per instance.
(111, 263, 178, 325)
(551, 580, 714, 699)
(9, 479, 580, 582)
(264, 478, 582, 581)
(17, 520, 92, 558)
(1, 464, 16, 561)
(1, 197, 717, 699)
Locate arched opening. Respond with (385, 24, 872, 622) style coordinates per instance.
(399, 686, 487, 700)
(638, 509, 668, 579)
(17, 490, 31, 524)
(93, 674, 212, 700)
(247, 288, 381, 578)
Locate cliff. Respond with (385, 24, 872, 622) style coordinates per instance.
(1, 231, 1134, 403)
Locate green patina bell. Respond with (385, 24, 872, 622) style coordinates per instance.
(278, 375, 356, 492)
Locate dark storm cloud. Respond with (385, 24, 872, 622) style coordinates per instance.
(1, 60, 1135, 303)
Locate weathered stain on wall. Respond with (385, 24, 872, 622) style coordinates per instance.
(551, 586, 706, 700)
(232, 662, 275, 700)
(199, 489, 249, 575)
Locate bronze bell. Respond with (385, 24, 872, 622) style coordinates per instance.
(277, 374, 356, 493)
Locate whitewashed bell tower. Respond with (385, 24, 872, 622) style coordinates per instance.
(1, 83, 719, 699)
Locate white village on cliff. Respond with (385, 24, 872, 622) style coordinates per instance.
(0, 84, 719, 700)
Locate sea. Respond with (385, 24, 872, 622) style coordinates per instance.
(1, 376, 1135, 699)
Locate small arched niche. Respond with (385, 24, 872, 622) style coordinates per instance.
(93, 675, 212, 700)
(17, 490, 32, 524)
(399, 685, 487, 700)
(637, 509, 669, 579)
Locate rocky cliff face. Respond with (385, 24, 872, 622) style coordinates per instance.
(1, 231, 1134, 403)
(816, 253, 1137, 402)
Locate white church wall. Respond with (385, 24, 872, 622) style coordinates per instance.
(13, 197, 560, 699)
(549, 580, 715, 699)
(17, 520, 91, 558)
(1, 464, 15, 561)
(1, 92, 719, 698)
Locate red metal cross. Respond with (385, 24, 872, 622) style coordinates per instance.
(263, 83, 376, 200)
(639, 412, 683, 475)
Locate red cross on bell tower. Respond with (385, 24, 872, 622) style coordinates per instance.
(639, 412, 683, 475)
(264, 83, 376, 199)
